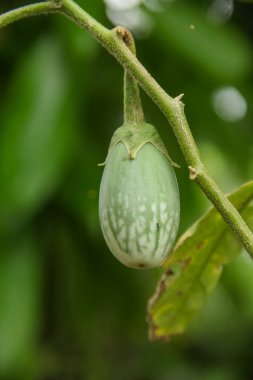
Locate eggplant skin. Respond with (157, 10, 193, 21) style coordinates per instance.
(99, 142, 180, 269)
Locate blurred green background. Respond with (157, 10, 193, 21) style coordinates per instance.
(0, 0, 253, 379)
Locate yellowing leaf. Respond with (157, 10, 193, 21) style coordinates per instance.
(148, 180, 253, 341)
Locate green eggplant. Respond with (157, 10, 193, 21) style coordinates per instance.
(99, 123, 180, 269)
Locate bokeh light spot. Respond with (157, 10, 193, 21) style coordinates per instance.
(142, 0, 176, 12)
(104, 0, 141, 11)
(207, 0, 234, 24)
(212, 87, 247, 122)
(106, 7, 152, 37)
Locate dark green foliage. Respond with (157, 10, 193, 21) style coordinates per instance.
(0, 1, 253, 379)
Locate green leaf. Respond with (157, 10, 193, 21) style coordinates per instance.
(154, 3, 252, 82)
(59, 148, 101, 237)
(0, 232, 42, 376)
(148, 180, 253, 341)
(0, 37, 77, 233)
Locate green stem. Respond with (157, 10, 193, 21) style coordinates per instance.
(0, 2, 60, 28)
(114, 27, 144, 126)
(123, 70, 145, 126)
(0, 0, 253, 256)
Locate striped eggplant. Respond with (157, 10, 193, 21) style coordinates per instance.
(99, 123, 180, 269)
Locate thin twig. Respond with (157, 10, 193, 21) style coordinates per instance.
(0, 2, 60, 28)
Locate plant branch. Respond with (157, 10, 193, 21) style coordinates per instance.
(0, 0, 253, 256)
(0, 2, 60, 28)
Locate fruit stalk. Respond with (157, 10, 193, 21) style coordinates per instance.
(114, 27, 145, 126)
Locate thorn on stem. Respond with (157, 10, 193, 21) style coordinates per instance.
(176, 93, 184, 101)
(188, 166, 197, 180)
